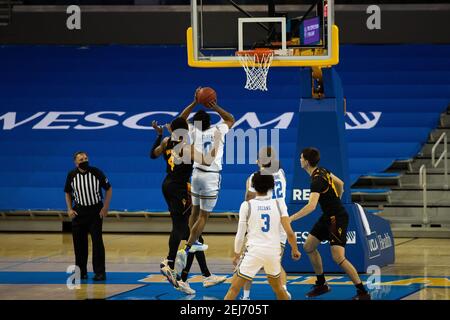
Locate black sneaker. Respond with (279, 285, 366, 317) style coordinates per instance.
(352, 290, 371, 300)
(93, 273, 106, 281)
(306, 282, 331, 298)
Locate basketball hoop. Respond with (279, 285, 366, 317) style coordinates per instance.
(236, 48, 274, 91)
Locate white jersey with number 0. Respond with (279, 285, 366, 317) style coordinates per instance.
(189, 123, 229, 172)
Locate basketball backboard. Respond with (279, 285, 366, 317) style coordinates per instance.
(187, 0, 338, 68)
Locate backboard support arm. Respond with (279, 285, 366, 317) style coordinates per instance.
(226, 0, 270, 33)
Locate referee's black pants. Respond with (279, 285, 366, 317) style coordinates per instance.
(71, 204, 105, 276)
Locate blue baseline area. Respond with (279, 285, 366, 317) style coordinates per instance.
(0, 44, 449, 212)
(0, 271, 433, 300)
(108, 283, 422, 301)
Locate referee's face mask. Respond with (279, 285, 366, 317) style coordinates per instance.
(75, 153, 89, 170)
(78, 161, 89, 170)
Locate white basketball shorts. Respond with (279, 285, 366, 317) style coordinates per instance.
(191, 168, 221, 212)
(237, 246, 282, 280)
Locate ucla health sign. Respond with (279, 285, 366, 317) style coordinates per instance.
(367, 231, 394, 260)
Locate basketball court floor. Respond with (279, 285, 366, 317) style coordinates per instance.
(0, 233, 449, 300)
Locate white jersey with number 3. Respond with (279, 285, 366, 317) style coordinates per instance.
(235, 195, 289, 280)
(247, 168, 288, 244)
(237, 195, 289, 251)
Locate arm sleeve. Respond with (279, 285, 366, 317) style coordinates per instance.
(310, 176, 328, 193)
(234, 201, 249, 254)
(276, 199, 289, 218)
(64, 172, 73, 193)
(150, 134, 163, 159)
(93, 168, 111, 191)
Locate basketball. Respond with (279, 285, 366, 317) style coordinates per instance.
(196, 87, 217, 105)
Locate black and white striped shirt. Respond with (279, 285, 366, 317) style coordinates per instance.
(64, 167, 111, 207)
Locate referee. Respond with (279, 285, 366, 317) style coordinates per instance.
(64, 151, 112, 281)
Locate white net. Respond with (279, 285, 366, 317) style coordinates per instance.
(237, 50, 274, 91)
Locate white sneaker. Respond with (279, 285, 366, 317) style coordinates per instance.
(175, 249, 187, 276)
(240, 296, 251, 300)
(177, 280, 196, 295)
(203, 274, 227, 288)
(189, 241, 208, 253)
(160, 258, 168, 269)
(160, 265, 179, 288)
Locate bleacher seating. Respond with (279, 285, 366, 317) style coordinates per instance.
(0, 44, 449, 213)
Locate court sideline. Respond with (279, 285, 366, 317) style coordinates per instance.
(0, 233, 448, 300)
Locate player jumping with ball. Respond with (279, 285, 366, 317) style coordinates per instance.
(175, 88, 235, 286)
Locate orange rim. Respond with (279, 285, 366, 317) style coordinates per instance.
(236, 48, 274, 62)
